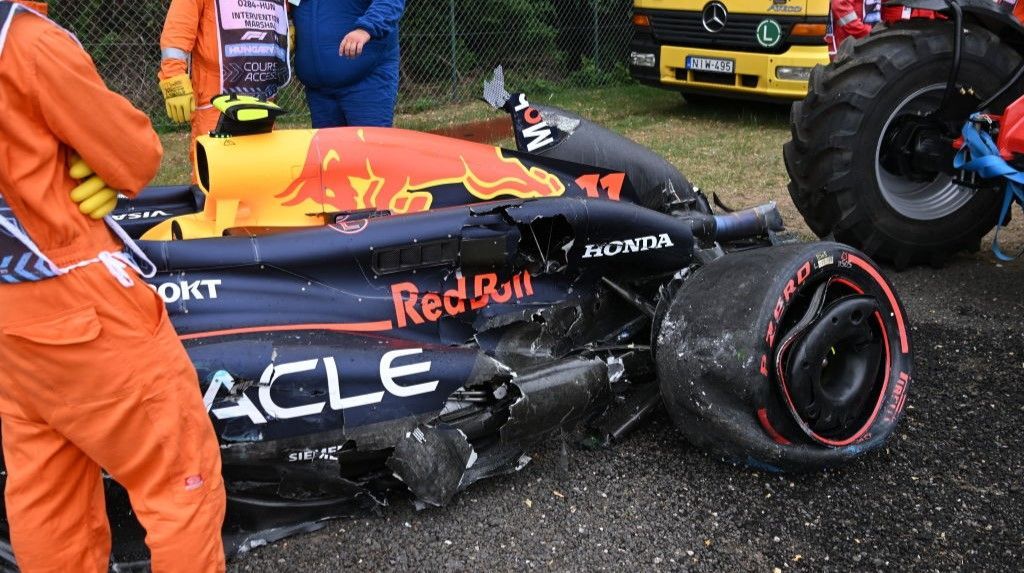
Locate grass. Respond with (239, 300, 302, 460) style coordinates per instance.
(155, 131, 192, 186)
(153, 83, 1022, 253)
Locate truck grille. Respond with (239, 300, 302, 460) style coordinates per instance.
(645, 9, 803, 54)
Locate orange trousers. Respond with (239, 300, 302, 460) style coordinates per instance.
(191, 106, 220, 144)
(0, 264, 226, 572)
(189, 106, 221, 182)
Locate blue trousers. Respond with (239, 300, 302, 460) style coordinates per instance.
(304, 63, 399, 128)
(292, 0, 402, 128)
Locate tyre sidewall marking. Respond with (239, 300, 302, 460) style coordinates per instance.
(757, 246, 912, 446)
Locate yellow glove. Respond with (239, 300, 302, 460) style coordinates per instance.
(289, 24, 296, 50)
(68, 158, 118, 220)
(159, 74, 196, 124)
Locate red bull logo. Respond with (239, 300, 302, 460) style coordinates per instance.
(277, 128, 566, 214)
(391, 270, 535, 328)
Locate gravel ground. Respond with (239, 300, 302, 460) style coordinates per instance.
(229, 254, 1024, 573)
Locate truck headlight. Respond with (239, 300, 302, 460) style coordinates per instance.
(776, 66, 813, 81)
(630, 52, 656, 68)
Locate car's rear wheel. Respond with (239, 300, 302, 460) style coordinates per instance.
(655, 242, 913, 472)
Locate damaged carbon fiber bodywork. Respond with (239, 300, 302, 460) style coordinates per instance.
(18, 196, 717, 567)
(0, 68, 913, 570)
(190, 196, 699, 531)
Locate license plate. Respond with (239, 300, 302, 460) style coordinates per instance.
(685, 56, 735, 74)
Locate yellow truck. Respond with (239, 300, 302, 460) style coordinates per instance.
(629, 0, 831, 101)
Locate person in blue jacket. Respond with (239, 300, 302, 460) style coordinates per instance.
(292, 0, 405, 128)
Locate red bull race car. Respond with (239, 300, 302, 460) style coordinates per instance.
(0, 69, 914, 568)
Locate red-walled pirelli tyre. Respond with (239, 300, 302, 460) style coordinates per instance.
(656, 242, 913, 472)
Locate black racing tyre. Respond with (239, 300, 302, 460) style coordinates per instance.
(784, 22, 1021, 268)
(656, 242, 913, 472)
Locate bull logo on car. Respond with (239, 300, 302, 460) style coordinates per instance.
(276, 127, 566, 214)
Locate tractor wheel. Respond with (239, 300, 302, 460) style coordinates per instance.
(656, 242, 913, 472)
(784, 22, 1021, 267)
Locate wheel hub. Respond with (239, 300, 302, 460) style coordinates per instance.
(875, 84, 978, 220)
(772, 278, 889, 447)
(880, 114, 958, 183)
(783, 297, 883, 440)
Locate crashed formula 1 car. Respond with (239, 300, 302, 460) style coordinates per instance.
(0, 70, 913, 567)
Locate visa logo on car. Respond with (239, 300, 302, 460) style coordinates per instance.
(581, 233, 674, 258)
(110, 210, 171, 221)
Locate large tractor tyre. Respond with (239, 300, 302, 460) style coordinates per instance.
(784, 22, 1021, 268)
(656, 242, 913, 472)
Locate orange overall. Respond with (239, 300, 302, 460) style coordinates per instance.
(159, 0, 290, 155)
(0, 6, 226, 572)
(159, 0, 222, 145)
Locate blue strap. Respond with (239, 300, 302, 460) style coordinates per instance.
(954, 117, 1024, 261)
